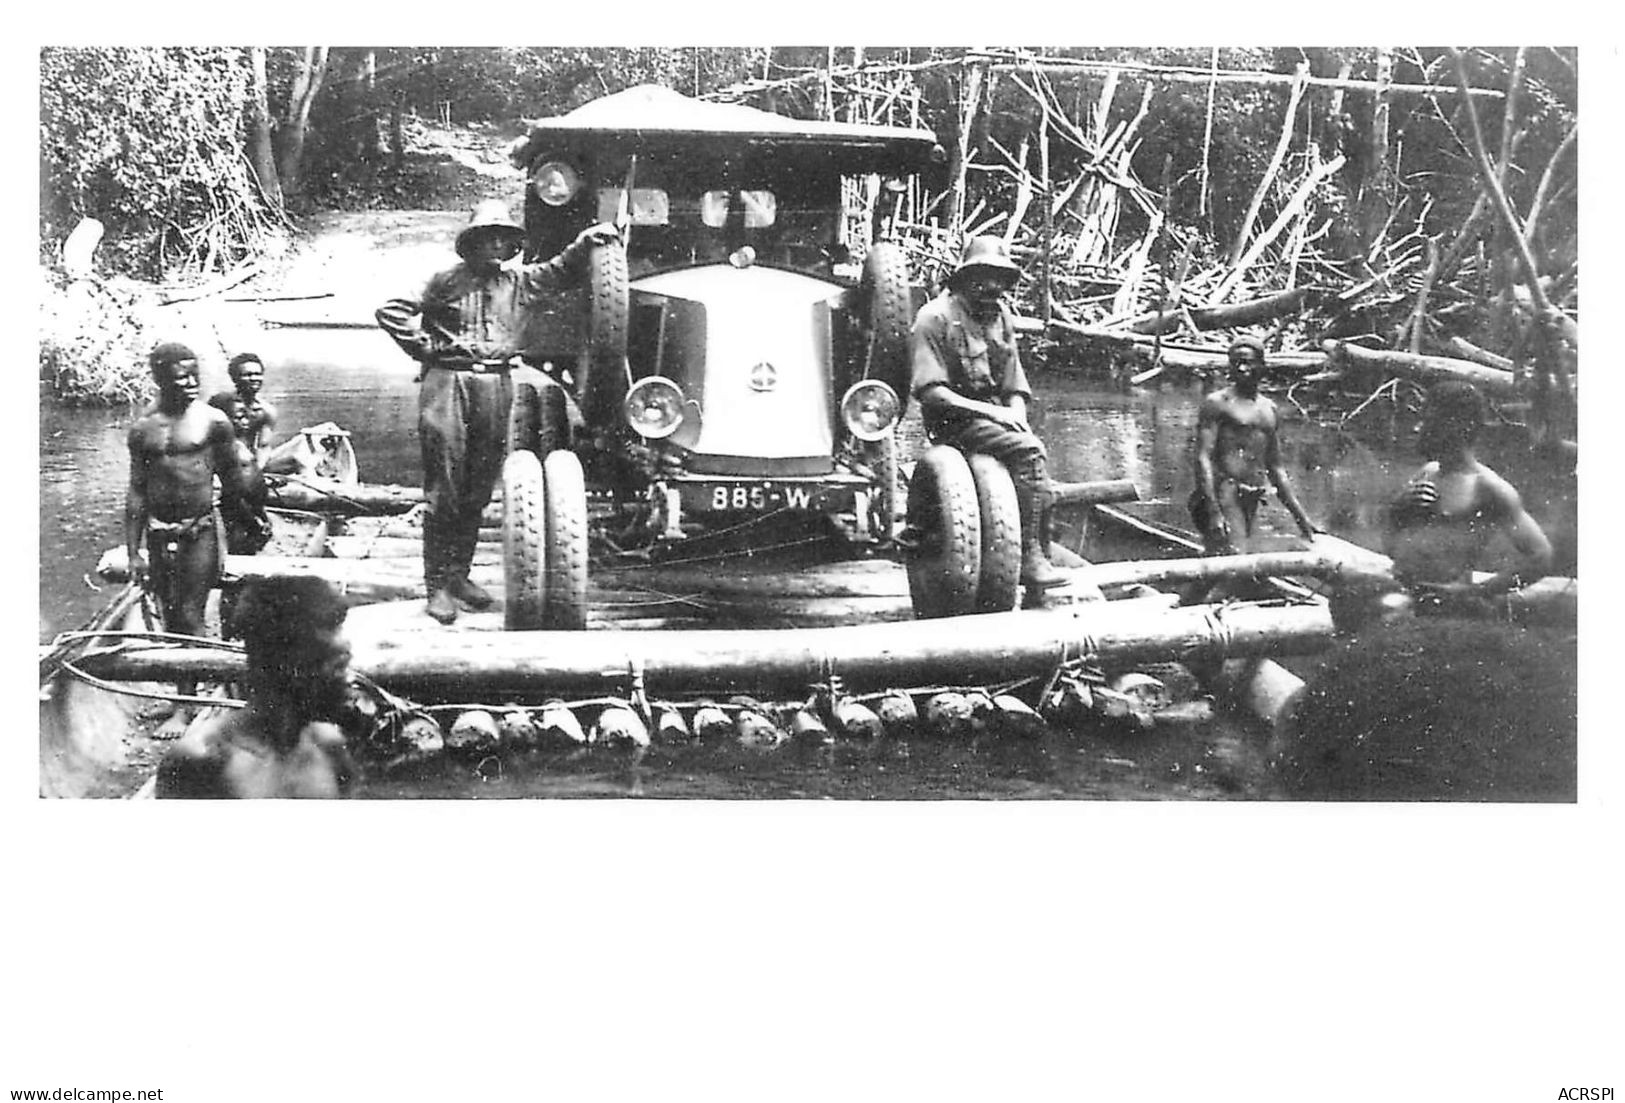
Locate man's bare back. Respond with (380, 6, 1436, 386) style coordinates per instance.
(159, 712, 352, 798)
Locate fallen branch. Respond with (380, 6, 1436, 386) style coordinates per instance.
(1443, 336, 1514, 372)
(1322, 339, 1519, 396)
(1126, 287, 1320, 335)
(1211, 155, 1346, 303)
(1229, 62, 1309, 268)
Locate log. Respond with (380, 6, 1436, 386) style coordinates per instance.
(1207, 657, 1306, 729)
(1049, 479, 1140, 507)
(1045, 319, 1329, 373)
(264, 479, 422, 515)
(1080, 550, 1357, 591)
(976, 56, 1506, 100)
(1321, 340, 1519, 396)
(80, 600, 1336, 700)
(1125, 287, 1320, 336)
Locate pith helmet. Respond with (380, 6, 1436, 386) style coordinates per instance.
(456, 200, 525, 258)
(948, 236, 1021, 288)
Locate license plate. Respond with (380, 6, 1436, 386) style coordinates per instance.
(679, 482, 850, 514)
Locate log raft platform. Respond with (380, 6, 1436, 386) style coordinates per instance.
(65, 480, 1347, 699)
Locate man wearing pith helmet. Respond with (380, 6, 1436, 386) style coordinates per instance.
(376, 200, 618, 624)
(909, 235, 1064, 589)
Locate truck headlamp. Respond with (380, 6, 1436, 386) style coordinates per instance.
(625, 377, 686, 440)
(532, 160, 582, 207)
(840, 380, 900, 442)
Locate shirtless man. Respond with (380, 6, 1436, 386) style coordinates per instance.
(207, 391, 273, 556)
(227, 352, 277, 462)
(1191, 335, 1318, 554)
(126, 343, 244, 639)
(155, 576, 356, 798)
(1384, 380, 1552, 615)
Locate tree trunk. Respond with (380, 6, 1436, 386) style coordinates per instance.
(1357, 47, 1394, 252)
(246, 47, 283, 210)
(82, 600, 1336, 699)
(949, 53, 988, 239)
(356, 48, 381, 160)
(1322, 339, 1518, 395)
(1230, 61, 1309, 268)
(275, 46, 331, 205)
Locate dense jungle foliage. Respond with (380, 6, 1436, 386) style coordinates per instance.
(39, 46, 1578, 410)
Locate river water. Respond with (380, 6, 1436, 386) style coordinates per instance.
(38, 327, 1575, 642)
(37, 332, 1578, 799)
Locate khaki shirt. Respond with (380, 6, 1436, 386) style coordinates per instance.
(376, 251, 580, 365)
(909, 290, 1031, 435)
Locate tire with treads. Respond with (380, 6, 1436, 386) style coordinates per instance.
(859, 242, 914, 413)
(576, 240, 630, 429)
(501, 450, 547, 630)
(542, 449, 590, 630)
(966, 453, 1021, 613)
(508, 374, 570, 456)
(871, 429, 900, 543)
(904, 445, 981, 619)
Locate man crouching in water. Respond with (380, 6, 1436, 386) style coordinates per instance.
(156, 576, 356, 798)
(1383, 380, 1553, 617)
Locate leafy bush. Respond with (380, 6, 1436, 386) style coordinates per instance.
(38, 269, 158, 406)
(40, 47, 274, 280)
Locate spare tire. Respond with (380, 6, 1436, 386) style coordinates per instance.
(577, 240, 630, 429)
(966, 454, 1021, 613)
(541, 449, 590, 631)
(501, 450, 547, 630)
(904, 445, 981, 619)
(859, 242, 914, 413)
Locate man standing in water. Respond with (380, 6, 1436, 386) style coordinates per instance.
(376, 201, 619, 624)
(911, 235, 1064, 590)
(127, 343, 247, 730)
(156, 576, 356, 798)
(1384, 380, 1552, 616)
(1191, 335, 1319, 555)
(227, 352, 277, 462)
(126, 342, 245, 640)
(207, 391, 274, 556)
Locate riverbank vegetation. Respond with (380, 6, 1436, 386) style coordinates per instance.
(40, 46, 1577, 439)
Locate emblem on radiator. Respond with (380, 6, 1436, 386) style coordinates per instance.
(748, 361, 778, 392)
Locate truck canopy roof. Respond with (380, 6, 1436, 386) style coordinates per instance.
(512, 84, 943, 175)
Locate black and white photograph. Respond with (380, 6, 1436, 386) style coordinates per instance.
(17, 35, 1617, 1102)
(37, 46, 1582, 801)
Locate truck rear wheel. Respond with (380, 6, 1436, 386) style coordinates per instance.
(542, 449, 590, 630)
(967, 454, 1021, 613)
(904, 445, 981, 619)
(502, 450, 547, 630)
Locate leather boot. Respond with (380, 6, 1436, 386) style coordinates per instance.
(448, 574, 494, 611)
(1017, 469, 1065, 590)
(423, 514, 458, 625)
(445, 514, 493, 610)
(1021, 538, 1067, 589)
